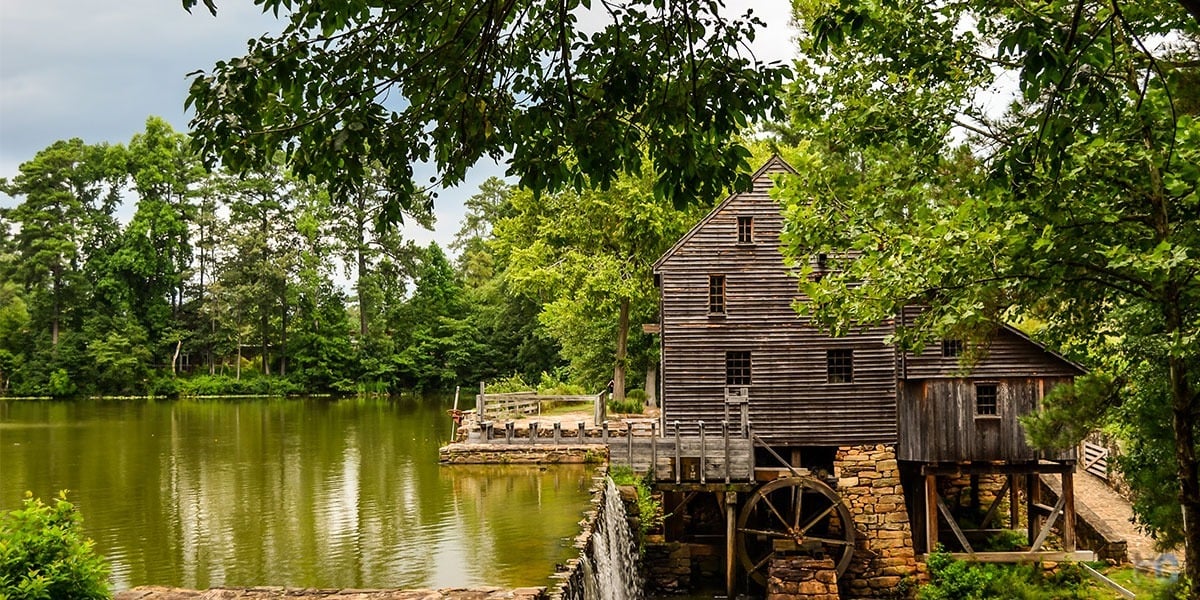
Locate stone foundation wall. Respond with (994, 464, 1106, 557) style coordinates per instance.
(834, 445, 921, 598)
(115, 586, 545, 600)
(439, 443, 608, 465)
(643, 540, 692, 593)
(767, 557, 840, 600)
(938, 473, 1008, 518)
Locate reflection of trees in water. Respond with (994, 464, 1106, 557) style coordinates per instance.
(441, 464, 596, 587)
(0, 398, 596, 590)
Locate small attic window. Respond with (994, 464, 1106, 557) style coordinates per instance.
(737, 216, 754, 244)
(942, 339, 963, 358)
(827, 349, 853, 383)
(708, 275, 726, 315)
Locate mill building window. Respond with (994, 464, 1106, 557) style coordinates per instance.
(942, 339, 964, 358)
(826, 349, 854, 383)
(726, 351, 751, 386)
(708, 275, 726, 314)
(737, 216, 754, 244)
(975, 383, 999, 416)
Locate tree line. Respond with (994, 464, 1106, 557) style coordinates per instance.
(0, 117, 706, 398)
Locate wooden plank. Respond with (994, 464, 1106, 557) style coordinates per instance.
(1031, 494, 1065, 552)
(936, 494, 974, 554)
(980, 477, 1011, 529)
(1063, 471, 1076, 551)
(926, 474, 939, 553)
(941, 551, 1096, 563)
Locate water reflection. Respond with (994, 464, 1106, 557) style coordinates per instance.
(0, 398, 595, 591)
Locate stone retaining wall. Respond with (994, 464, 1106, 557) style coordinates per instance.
(834, 445, 922, 598)
(114, 586, 545, 600)
(767, 557, 840, 600)
(439, 443, 608, 465)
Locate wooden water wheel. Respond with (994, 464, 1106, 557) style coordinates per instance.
(736, 476, 855, 585)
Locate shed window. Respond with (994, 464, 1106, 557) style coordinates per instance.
(942, 339, 963, 358)
(708, 275, 726, 314)
(826, 349, 854, 383)
(737, 216, 754, 244)
(975, 383, 999, 416)
(726, 351, 751, 385)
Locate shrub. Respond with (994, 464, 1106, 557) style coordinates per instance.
(485, 373, 532, 393)
(918, 546, 1096, 600)
(536, 371, 586, 395)
(0, 491, 110, 600)
(608, 466, 664, 539)
(625, 389, 647, 402)
(607, 397, 644, 414)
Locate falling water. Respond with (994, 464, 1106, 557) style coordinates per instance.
(582, 477, 644, 600)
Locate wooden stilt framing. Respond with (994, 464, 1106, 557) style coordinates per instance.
(725, 491, 737, 599)
(925, 473, 939, 552)
(1062, 470, 1076, 551)
(1008, 474, 1020, 530)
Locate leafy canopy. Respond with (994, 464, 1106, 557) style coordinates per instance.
(183, 0, 790, 220)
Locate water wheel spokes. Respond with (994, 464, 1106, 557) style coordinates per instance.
(736, 476, 855, 585)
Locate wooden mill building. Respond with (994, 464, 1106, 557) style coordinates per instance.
(646, 156, 1090, 596)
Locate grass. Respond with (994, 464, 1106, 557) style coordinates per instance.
(1099, 566, 1177, 598)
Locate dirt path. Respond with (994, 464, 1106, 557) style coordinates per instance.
(1072, 472, 1184, 574)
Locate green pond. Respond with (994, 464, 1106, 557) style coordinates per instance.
(0, 396, 597, 592)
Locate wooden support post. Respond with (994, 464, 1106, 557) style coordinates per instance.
(699, 421, 707, 485)
(627, 425, 634, 467)
(650, 421, 658, 482)
(505, 421, 514, 444)
(602, 422, 609, 444)
(937, 495, 975, 554)
(723, 421, 731, 484)
(529, 421, 539, 444)
(1009, 473, 1020, 530)
(980, 477, 1012, 529)
(450, 385, 460, 439)
(553, 421, 562, 445)
(726, 491, 737, 600)
(1027, 473, 1041, 547)
(577, 421, 586, 440)
(674, 421, 682, 485)
(1063, 470, 1076, 551)
(478, 381, 486, 420)
(925, 473, 939, 553)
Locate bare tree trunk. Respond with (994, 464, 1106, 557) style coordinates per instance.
(645, 364, 657, 408)
(613, 298, 629, 403)
(171, 340, 182, 375)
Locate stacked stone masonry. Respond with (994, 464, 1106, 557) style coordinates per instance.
(767, 557, 840, 600)
(834, 445, 922, 598)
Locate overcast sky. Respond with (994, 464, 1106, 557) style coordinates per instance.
(0, 0, 796, 252)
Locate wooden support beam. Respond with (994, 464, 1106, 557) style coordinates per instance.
(726, 491, 737, 600)
(922, 461, 1076, 476)
(936, 495, 974, 554)
(1008, 473, 1019, 530)
(1026, 473, 1040, 548)
(1062, 470, 1076, 551)
(1030, 494, 1065, 552)
(980, 477, 1012, 529)
(940, 550, 1096, 563)
(925, 474, 939, 553)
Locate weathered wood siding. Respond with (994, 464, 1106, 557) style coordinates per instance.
(655, 157, 898, 447)
(897, 377, 1076, 462)
(902, 320, 1083, 380)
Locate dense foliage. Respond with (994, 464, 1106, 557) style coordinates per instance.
(182, 0, 788, 220)
(775, 0, 1199, 583)
(0, 120, 707, 398)
(919, 548, 1106, 600)
(0, 492, 110, 600)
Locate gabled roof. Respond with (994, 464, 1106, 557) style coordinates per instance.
(997, 323, 1089, 374)
(652, 155, 797, 271)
